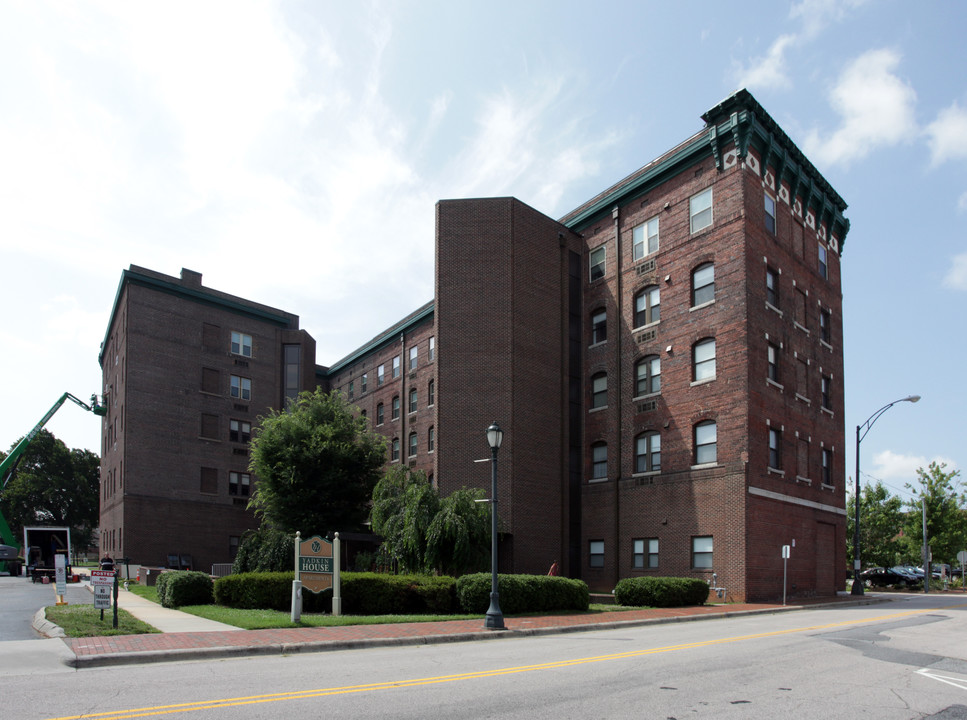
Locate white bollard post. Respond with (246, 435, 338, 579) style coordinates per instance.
(291, 531, 302, 623)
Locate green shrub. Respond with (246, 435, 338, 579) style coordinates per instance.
(613, 576, 709, 608)
(158, 571, 214, 608)
(455, 573, 589, 614)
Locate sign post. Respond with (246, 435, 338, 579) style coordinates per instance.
(782, 545, 791, 606)
(91, 569, 114, 619)
(54, 553, 68, 605)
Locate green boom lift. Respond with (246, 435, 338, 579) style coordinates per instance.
(0, 393, 105, 574)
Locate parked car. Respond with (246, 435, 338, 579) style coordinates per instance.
(860, 567, 920, 588)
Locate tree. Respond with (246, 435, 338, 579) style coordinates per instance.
(248, 388, 386, 534)
(0, 429, 100, 550)
(846, 480, 905, 569)
(370, 465, 491, 575)
(903, 462, 967, 566)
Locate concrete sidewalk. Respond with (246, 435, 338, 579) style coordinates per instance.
(45, 587, 888, 669)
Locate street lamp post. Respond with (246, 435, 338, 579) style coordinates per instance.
(485, 422, 505, 630)
(852, 395, 920, 596)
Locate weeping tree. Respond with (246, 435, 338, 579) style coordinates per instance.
(370, 466, 490, 576)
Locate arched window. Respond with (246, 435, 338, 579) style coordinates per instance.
(392, 395, 400, 419)
(693, 338, 716, 381)
(635, 432, 661, 473)
(376, 402, 384, 425)
(635, 355, 661, 396)
(391, 437, 400, 462)
(591, 308, 607, 344)
(694, 421, 717, 465)
(591, 442, 608, 480)
(634, 286, 660, 328)
(691, 263, 714, 306)
(591, 372, 607, 409)
(428, 426, 435, 453)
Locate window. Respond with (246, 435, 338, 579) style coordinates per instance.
(690, 188, 713, 233)
(391, 438, 400, 462)
(591, 373, 607, 409)
(428, 379, 435, 406)
(635, 432, 661, 473)
(692, 263, 714, 306)
(231, 331, 253, 357)
(635, 355, 661, 396)
(230, 375, 251, 401)
(694, 421, 717, 465)
(589, 540, 605, 568)
(361, 372, 368, 393)
(428, 426, 435, 453)
(766, 267, 779, 308)
(798, 438, 809, 479)
(769, 428, 782, 469)
(200, 467, 217, 495)
(764, 193, 776, 234)
(822, 448, 833, 485)
(348, 380, 354, 401)
(634, 539, 659, 569)
(409, 388, 418, 413)
(408, 432, 417, 458)
(794, 288, 808, 328)
(632, 216, 659, 260)
(392, 355, 401, 379)
(428, 336, 435, 362)
(229, 472, 250, 497)
(634, 286, 660, 327)
(201, 367, 220, 394)
(200, 413, 219, 440)
(590, 245, 606, 281)
(693, 339, 716, 382)
(796, 358, 808, 397)
(230, 419, 251, 443)
(820, 309, 831, 344)
(591, 442, 608, 479)
(591, 309, 607, 345)
(692, 536, 713, 569)
(821, 375, 832, 410)
(409, 346, 418, 371)
(283, 345, 301, 402)
(767, 343, 780, 383)
(818, 243, 828, 279)
(376, 402, 384, 425)
(392, 396, 400, 420)
(377, 364, 385, 386)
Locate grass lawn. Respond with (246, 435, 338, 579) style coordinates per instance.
(45, 605, 160, 637)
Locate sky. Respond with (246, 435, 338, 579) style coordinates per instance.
(1, 0, 964, 505)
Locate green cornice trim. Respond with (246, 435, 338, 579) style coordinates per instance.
(561, 89, 850, 252)
(98, 269, 295, 366)
(326, 302, 435, 377)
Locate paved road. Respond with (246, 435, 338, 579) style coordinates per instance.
(0, 574, 92, 641)
(9, 593, 967, 720)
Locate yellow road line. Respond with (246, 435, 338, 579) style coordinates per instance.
(47, 601, 967, 720)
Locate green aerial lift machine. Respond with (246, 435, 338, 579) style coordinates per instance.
(0, 393, 105, 575)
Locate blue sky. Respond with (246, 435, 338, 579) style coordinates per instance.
(1, 1, 963, 504)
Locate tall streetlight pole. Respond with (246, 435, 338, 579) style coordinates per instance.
(485, 422, 505, 629)
(852, 395, 920, 596)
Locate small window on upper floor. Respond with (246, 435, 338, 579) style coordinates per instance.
(764, 193, 776, 235)
(591, 309, 607, 345)
(635, 431, 661, 473)
(820, 309, 832, 344)
(231, 331, 253, 357)
(634, 286, 660, 328)
(408, 432, 417, 458)
(230, 375, 251, 401)
(591, 443, 608, 480)
(821, 375, 832, 410)
(590, 245, 606, 282)
(230, 419, 251, 443)
(377, 364, 385, 386)
(391, 395, 400, 420)
(766, 267, 779, 308)
(392, 355, 401, 379)
(428, 336, 435, 362)
(694, 421, 717, 465)
(632, 216, 659, 260)
(409, 346, 418, 371)
(408, 388, 418, 414)
(361, 372, 368, 393)
(428, 379, 435, 407)
(693, 338, 716, 382)
(591, 372, 608, 409)
(376, 402, 384, 426)
(822, 448, 833, 486)
(635, 355, 661, 396)
(818, 243, 829, 279)
(769, 428, 783, 469)
(692, 263, 714, 307)
(690, 188, 713, 234)
(767, 343, 780, 383)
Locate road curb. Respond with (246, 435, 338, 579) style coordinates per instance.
(63, 596, 890, 668)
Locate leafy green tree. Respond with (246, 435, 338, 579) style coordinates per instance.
(903, 462, 967, 566)
(370, 465, 490, 575)
(0, 430, 100, 550)
(846, 480, 905, 569)
(248, 389, 386, 534)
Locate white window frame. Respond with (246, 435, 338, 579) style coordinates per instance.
(589, 540, 605, 568)
(764, 192, 776, 234)
(231, 331, 253, 357)
(409, 346, 418, 370)
(692, 536, 713, 569)
(635, 432, 661, 473)
(632, 216, 659, 260)
(230, 375, 251, 401)
(635, 355, 661, 397)
(589, 245, 606, 282)
(591, 442, 608, 480)
(818, 243, 828, 279)
(634, 286, 660, 328)
(691, 263, 714, 307)
(694, 421, 717, 465)
(633, 538, 659, 569)
(693, 339, 716, 382)
(690, 188, 713, 234)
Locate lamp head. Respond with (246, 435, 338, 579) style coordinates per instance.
(905, 395, 921, 404)
(487, 422, 503, 450)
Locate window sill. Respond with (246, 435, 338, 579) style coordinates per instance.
(820, 340, 833, 351)
(690, 377, 716, 387)
(821, 483, 835, 492)
(821, 406, 834, 417)
(767, 466, 785, 477)
(795, 393, 811, 405)
(767, 378, 784, 391)
(633, 392, 661, 402)
(589, 405, 608, 413)
(691, 462, 719, 470)
(588, 477, 609, 484)
(632, 470, 661, 478)
(589, 340, 607, 350)
(689, 300, 715, 312)
(795, 475, 812, 486)
(766, 302, 783, 317)
(632, 320, 660, 332)
(794, 321, 810, 335)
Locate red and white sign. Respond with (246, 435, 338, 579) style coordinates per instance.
(91, 570, 115, 586)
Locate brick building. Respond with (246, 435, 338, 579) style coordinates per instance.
(99, 89, 848, 600)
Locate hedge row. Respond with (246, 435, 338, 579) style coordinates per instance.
(156, 570, 214, 608)
(455, 573, 590, 614)
(613, 576, 709, 608)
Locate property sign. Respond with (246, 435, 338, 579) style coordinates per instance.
(54, 553, 67, 597)
(91, 569, 115, 610)
(298, 535, 334, 594)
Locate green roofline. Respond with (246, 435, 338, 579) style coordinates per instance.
(326, 301, 434, 377)
(560, 88, 850, 252)
(98, 267, 297, 366)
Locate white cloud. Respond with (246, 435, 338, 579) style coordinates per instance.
(925, 103, 967, 167)
(959, 191, 967, 212)
(943, 253, 967, 290)
(804, 48, 917, 167)
(870, 450, 958, 486)
(789, 0, 870, 39)
(735, 34, 796, 91)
